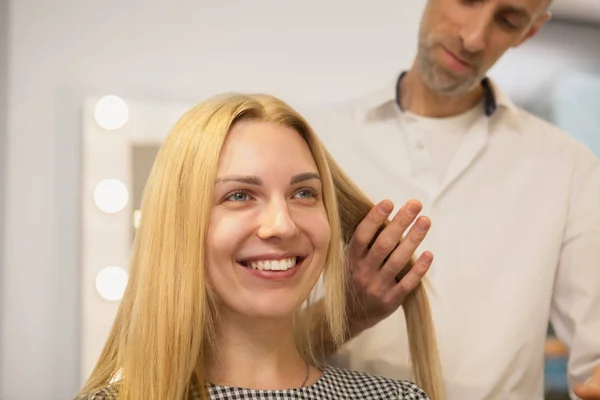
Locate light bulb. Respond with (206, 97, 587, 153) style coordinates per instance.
(94, 179, 129, 214)
(94, 95, 129, 130)
(95, 266, 128, 301)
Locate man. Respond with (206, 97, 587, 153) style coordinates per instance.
(309, 0, 600, 399)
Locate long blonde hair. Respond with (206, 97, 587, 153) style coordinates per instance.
(326, 151, 444, 400)
(78, 93, 443, 400)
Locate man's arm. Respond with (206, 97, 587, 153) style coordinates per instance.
(309, 199, 433, 358)
(550, 150, 600, 400)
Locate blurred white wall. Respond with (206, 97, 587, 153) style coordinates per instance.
(491, 20, 600, 118)
(0, 0, 7, 396)
(551, 0, 600, 24)
(1, 0, 599, 399)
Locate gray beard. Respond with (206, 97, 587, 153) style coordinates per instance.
(418, 50, 480, 96)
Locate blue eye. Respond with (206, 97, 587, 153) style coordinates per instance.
(226, 191, 250, 202)
(294, 189, 317, 199)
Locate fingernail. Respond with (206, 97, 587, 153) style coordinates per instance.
(407, 203, 420, 217)
(415, 219, 430, 232)
(378, 202, 393, 215)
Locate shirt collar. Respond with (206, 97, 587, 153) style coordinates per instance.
(362, 71, 521, 130)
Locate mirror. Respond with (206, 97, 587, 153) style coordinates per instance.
(80, 96, 188, 381)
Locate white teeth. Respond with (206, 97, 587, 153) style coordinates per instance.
(248, 257, 297, 271)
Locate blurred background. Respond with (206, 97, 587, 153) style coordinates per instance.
(0, 1, 599, 399)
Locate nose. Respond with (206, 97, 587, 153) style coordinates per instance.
(257, 199, 298, 240)
(459, 8, 491, 53)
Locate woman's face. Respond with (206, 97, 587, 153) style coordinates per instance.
(206, 120, 330, 320)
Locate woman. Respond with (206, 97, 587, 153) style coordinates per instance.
(77, 93, 443, 400)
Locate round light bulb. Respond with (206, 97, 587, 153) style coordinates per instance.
(95, 266, 128, 301)
(94, 179, 129, 214)
(94, 95, 129, 130)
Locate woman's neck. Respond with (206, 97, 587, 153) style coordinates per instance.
(208, 310, 313, 390)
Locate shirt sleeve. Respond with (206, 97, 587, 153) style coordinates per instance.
(549, 147, 600, 397)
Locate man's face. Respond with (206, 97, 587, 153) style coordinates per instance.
(416, 0, 551, 96)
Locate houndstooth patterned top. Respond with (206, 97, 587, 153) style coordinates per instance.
(80, 366, 430, 399)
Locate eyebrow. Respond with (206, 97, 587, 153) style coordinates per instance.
(290, 172, 321, 185)
(215, 175, 262, 185)
(499, 5, 532, 21)
(215, 172, 321, 185)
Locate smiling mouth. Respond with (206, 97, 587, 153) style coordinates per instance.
(239, 257, 305, 272)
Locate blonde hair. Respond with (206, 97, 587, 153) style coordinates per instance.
(326, 152, 444, 400)
(78, 93, 443, 400)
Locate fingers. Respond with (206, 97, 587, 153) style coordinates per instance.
(574, 366, 600, 399)
(349, 199, 394, 258)
(378, 215, 431, 283)
(573, 384, 600, 399)
(344, 199, 433, 329)
(592, 366, 600, 385)
(384, 251, 433, 308)
(362, 200, 423, 273)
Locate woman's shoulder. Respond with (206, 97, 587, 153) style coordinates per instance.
(74, 385, 120, 400)
(322, 366, 430, 399)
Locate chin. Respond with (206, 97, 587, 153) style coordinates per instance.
(235, 295, 306, 320)
(428, 73, 477, 96)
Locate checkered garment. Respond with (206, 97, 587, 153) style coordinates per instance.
(79, 366, 430, 399)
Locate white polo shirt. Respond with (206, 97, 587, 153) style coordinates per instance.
(306, 76, 600, 400)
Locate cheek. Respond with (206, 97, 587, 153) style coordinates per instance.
(205, 212, 251, 280)
(298, 209, 331, 253)
(204, 233, 226, 289)
(480, 40, 508, 71)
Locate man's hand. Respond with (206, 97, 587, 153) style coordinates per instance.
(345, 198, 432, 337)
(574, 366, 600, 399)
